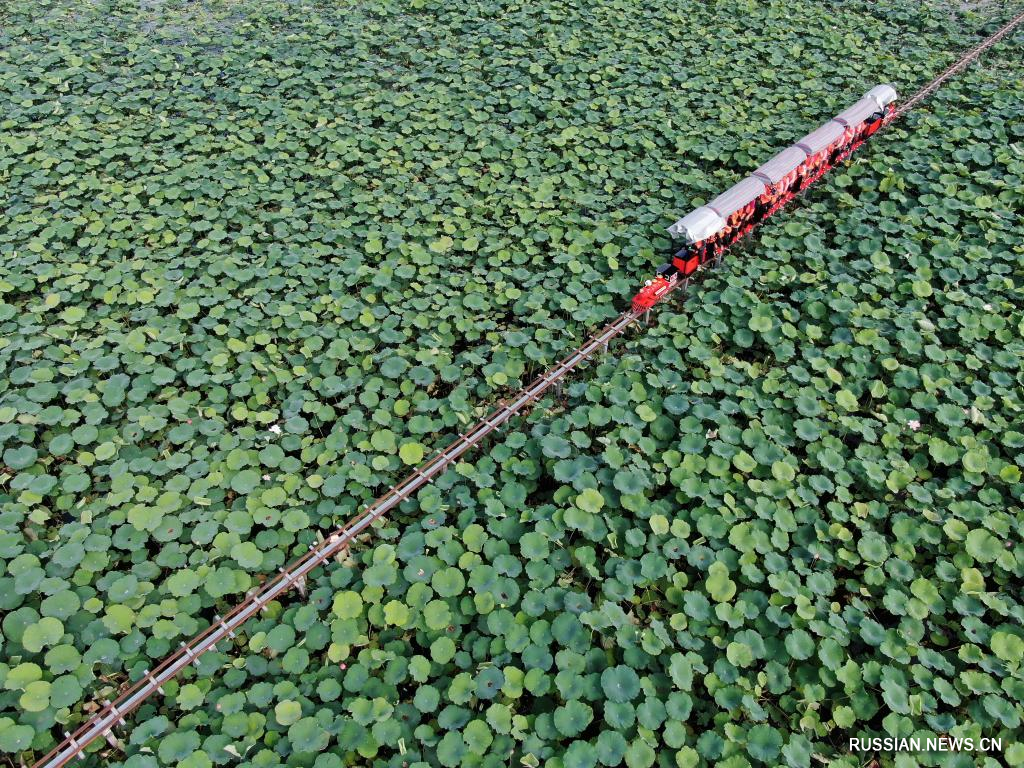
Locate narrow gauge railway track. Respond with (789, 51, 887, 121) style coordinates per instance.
(31, 7, 1024, 767)
(891, 5, 1024, 121)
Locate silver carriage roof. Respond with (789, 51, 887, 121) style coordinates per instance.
(752, 146, 806, 186)
(666, 83, 898, 244)
(666, 206, 726, 243)
(707, 176, 766, 218)
(796, 121, 846, 156)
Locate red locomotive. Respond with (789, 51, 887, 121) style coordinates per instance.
(631, 266, 678, 312)
(630, 84, 897, 312)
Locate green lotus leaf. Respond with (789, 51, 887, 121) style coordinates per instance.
(49, 675, 83, 709)
(601, 666, 640, 703)
(288, 717, 329, 753)
(962, 450, 988, 474)
(5, 663, 42, 691)
(554, 700, 593, 737)
(705, 562, 736, 603)
(399, 442, 426, 465)
(785, 630, 815, 660)
(436, 731, 466, 767)
(19, 680, 51, 712)
(747, 724, 783, 762)
(565, 741, 599, 768)
(231, 542, 263, 569)
(275, 700, 302, 726)
(431, 567, 465, 598)
(463, 720, 493, 754)
(176, 683, 205, 710)
(542, 434, 572, 459)
(576, 489, 605, 515)
(22, 617, 64, 653)
(965, 528, 1002, 563)
(0, 721, 35, 752)
(3, 446, 37, 471)
(370, 430, 397, 453)
(430, 637, 456, 665)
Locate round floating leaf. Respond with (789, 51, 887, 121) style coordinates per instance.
(49, 434, 75, 455)
(0, 722, 35, 752)
(858, 533, 889, 564)
(22, 617, 64, 653)
(785, 630, 815, 660)
(554, 701, 593, 737)
(432, 567, 465, 598)
(5, 663, 43, 690)
(332, 591, 363, 619)
(601, 666, 640, 703)
(3, 446, 37, 470)
(230, 470, 261, 494)
(463, 720, 493, 754)
(371, 430, 397, 452)
(747, 724, 783, 762)
(275, 700, 302, 726)
(576, 489, 605, 514)
(613, 470, 648, 494)
(288, 718, 329, 753)
(19, 681, 51, 712)
(414, 685, 440, 713)
(965, 528, 1002, 563)
(437, 731, 466, 767)
(157, 730, 200, 764)
(705, 562, 736, 603)
(771, 461, 796, 482)
(565, 741, 599, 768)
(176, 684, 205, 710)
(399, 442, 425, 465)
(476, 667, 504, 700)
(231, 542, 263, 569)
(625, 739, 656, 768)
(431, 637, 456, 665)
(835, 390, 858, 411)
(383, 600, 409, 626)
(542, 435, 572, 459)
(962, 450, 988, 474)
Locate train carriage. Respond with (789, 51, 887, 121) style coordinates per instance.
(636, 83, 898, 311)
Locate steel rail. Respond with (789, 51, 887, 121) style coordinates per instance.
(891, 6, 1024, 121)
(30, 7, 1024, 767)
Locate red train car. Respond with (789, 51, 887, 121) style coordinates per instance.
(631, 84, 897, 311)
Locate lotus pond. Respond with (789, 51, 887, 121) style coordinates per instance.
(1, 0, 1022, 766)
